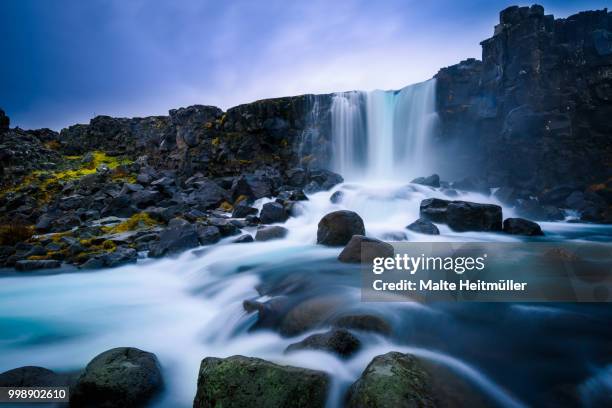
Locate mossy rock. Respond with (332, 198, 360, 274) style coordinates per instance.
(193, 355, 329, 408)
(346, 352, 436, 408)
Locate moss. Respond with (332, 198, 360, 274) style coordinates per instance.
(27, 255, 48, 261)
(102, 212, 159, 234)
(211, 137, 220, 147)
(44, 140, 61, 150)
(234, 195, 249, 206)
(0, 223, 34, 246)
(219, 201, 233, 212)
(102, 240, 116, 251)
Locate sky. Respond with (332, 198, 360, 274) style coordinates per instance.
(0, 0, 609, 130)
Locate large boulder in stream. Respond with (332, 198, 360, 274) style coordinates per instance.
(420, 199, 502, 232)
(503, 218, 544, 236)
(338, 235, 394, 263)
(193, 355, 329, 408)
(317, 210, 365, 246)
(255, 226, 288, 241)
(346, 352, 436, 408)
(70, 347, 163, 408)
(259, 202, 289, 224)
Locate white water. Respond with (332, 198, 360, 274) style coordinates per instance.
(2, 79, 611, 408)
(331, 80, 438, 181)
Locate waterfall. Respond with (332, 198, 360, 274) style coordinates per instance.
(330, 79, 438, 181)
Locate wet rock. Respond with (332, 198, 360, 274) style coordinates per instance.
(0, 366, 79, 387)
(338, 235, 394, 263)
(259, 202, 289, 224)
(15, 260, 61, 271)
(280, 296, 342, 336)
(149, 222, 200, 257)
(193, 355, 329, 408)
(419, 198, 451, 223)
(196, 225, 221, 245)
(255, 226, 288, 241)
(186, 180, 229, 209)
(503, 218, 544, 236)
(103, 246, 138, 267)
(411, 174, 440, 188)
(233, 234, 254, 243)
(244, 296, 290, 330)
(231, 174, 273, 201)
(330, 190, 344, 204)
(304, 170, 344, 193)
(420, 199, 502, 232)
(406, 218, 440, 235)
(207, 218, 241, 237)
(317, 210, 365, 246)
(286, 168, 308, 187)
(232, 203, 258, 218)
(346, 352, 435, 408)
(332, 314, 392, 336)
(285, 329, 361, 358)
(493, 186, 520, 206)
(277, 189, 308, 202)
(70, 347, 163, 408)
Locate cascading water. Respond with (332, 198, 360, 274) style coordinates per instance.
(1, 77, 611, 408)
(331, 79, 438, 181)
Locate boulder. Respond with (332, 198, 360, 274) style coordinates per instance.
(0, 366, 77, 387)
(332, 314, 392, 336)
(186, 180, 229, 210)
(304, 170, 344, 193)
(503, 218, 544, 236)
(411, 174, 440, 188)
(15, 260, 61, 271)
(285, 329, 361, 358)
(233, 234, 254, 243)
(102, 246, 138, 268)
(193, 356, 329, 408)
(346, 352, 435, 408)
(406, 218, 440, 235)
(280, 296, 342, 336)
(259, 202, 289, 224)
(70, 347, 163, 408)
(338, 235, 394, 263)
(317, 211, 365, 246)
(231, 175, 273, 201)
(330, 190, 344, 204)
(255, 226, 288, 241)
(420, 199, 502, 232)
(419, 198, 451, 223)
(149, 223, 200, 257)
(232, 203, 258, 218)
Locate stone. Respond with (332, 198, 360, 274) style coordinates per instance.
(419, 198, 451, 223)
(406, 218, 440, 235)
(196, 225, 221, 245)
(149, 223, 200, 257)
(259, 202, 289, 224)
(255, 226, 288, 241)
(231, 203, 258, 218)
(70, 347, 163, 408)
(233, 234, 254, 243)
(411, 174, 440, 188)
(317, 210, 365, 246)
(231, 175, 273, 201)
(0, 366, 77, 387)
(338, 235, 394, 264)
(420, 199, 502, 232)
(332, 314, 392, 335)
(330, 190, 344, 204)
(15, 260, 61, 271)
(193, 356, 329, 408)
(285, 329, 361, 358)
(346, 352, 435, 408)
(503, 218, 544, 236)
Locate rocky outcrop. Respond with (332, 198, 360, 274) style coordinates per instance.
(338, 235, 394, 263)
(435, 5, 612, 208)
(346, 352, 436, 408)
(420, 199, 503, 232)
(193, 355, 329, 408)
(70, 347, 163, 408)
(317, 210, 365, 246)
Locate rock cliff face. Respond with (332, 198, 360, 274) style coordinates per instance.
(435, 5, 612, 193)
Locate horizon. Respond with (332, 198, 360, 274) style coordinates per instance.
(1, 0, 609, 131)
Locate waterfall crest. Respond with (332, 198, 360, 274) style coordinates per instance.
(331, 79, 438, 181)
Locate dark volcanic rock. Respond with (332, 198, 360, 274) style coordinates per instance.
(233, 234, 254, 243)
(0, 366, 77, 387)
(15, 260, 61, 271)
(330, 190, 344, 204)
(317, 210, 365, 246)
(332, 314, 392, 336)
(231, 174, 273, 201)
(193, 355, 329, 408)
(255, 226, 288, 241)
(411, 174, 440, 188)
(420, 199, 502, 232)
(338, 235, 394, 263)
(515, 199, 565, 221)
(259, 202, 289, 224)
(406, 218, 440, 235)
(231, 203, 258, 218)
(346, 352, 435, 408)
(149, 222, 200, 257)
(285, 329, 361, 358)
(70, 347, 163, 408)
(503, 218, 544, 236)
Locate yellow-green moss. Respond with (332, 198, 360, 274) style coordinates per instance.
(211, 137, 220, 147)
(102, 212, 159, 234)
(219, 201, 233, 212)
(0, 224, 34, 246)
